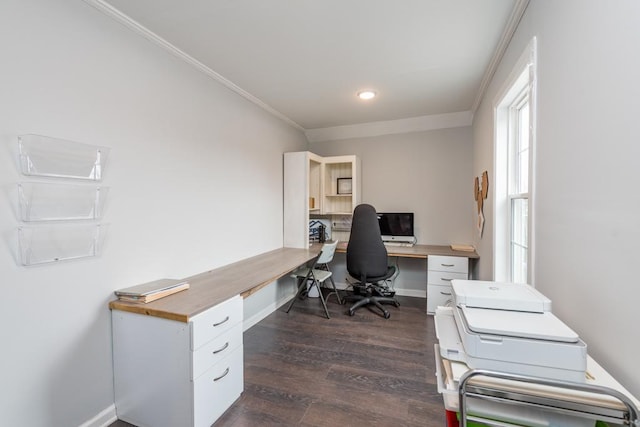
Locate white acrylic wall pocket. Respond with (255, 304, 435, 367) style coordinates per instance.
(18, 134, 110, 180)
(15, 134, 111, 266)
(18, 182, 108, 221)
(18, 223, 104, 266)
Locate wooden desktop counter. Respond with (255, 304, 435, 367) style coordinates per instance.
(109, 247, 318, 322)
(109, 243, 478, 323)
(334, 241, 479, 259)
(109, 246, 319, 427)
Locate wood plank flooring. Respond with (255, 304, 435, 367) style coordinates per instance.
(110, 292, 446, 427)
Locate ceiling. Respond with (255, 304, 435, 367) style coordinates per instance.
(93, 0, 524, 134)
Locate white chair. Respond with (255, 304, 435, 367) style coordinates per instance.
(313, 240, 342, 304)
(285, 241, 341, 318)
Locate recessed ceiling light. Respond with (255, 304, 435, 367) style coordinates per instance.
(357, 90, 376, 100)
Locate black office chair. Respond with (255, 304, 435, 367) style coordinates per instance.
(345, 204, 400, 319)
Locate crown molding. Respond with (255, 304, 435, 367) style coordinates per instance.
(305, 111, 473, 143)
(85, 0, 523, 137)
(471, 0, 530, 113)
(83, 0, 305, 131)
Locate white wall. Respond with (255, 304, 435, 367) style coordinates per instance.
(310, 127, 475, 295)
(473, 0, 640, 397)
(0, 1, 307, 426)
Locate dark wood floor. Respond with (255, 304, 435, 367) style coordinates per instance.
(110, 292, 445, 427)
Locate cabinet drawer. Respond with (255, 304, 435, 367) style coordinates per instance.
(192, 322, 243, 380)
(427, 284, 454, 314)
(193, 346, 244, 427)
(427, 270, 468, 286)
(191, 295, 243, 350)
(428, 255, 468, 274)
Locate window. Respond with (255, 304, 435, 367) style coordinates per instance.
(494, 38, 536, 284)
(508, 90, 530, 283)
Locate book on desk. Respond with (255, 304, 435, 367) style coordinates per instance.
(450, 244, 475, 252)
(114, 278, 189, 303)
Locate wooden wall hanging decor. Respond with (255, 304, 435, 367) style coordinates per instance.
(474, 171, 489, 237)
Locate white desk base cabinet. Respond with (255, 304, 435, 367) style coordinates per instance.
(427, 255, 469, 314)
(112, 295, 243, 427)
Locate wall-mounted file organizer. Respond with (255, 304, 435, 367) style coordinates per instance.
(15, 134, 111, 266)
(18, 134, 110, 181)
(18, 182, 108, 222)
(18, 223, 104, 266)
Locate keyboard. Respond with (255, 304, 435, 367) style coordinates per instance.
(384, 242, 415, 247)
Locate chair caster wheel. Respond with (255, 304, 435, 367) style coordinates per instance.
(383, 311, 391, 319)
(394, 302, 400, 307)
(349, 309, 355, 316)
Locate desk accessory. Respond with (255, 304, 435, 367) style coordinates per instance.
(115, 279, 190, 303)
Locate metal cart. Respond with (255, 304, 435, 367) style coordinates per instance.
(458, 369, 640, 427)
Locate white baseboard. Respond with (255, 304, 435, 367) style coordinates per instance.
(394, 288, 426, 298)
(243, 292, 294, 331)
(78, 404, 117, 427)
(333, 281, 425, 299)
(241, 282, 426, 331)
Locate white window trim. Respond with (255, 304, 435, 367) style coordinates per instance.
(493, 37, 537, 285)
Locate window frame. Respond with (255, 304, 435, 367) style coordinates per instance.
(493, 37, 537, 285)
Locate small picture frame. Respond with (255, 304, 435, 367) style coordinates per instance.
(337, 178, 352, 194)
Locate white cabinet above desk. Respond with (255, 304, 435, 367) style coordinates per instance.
(284, 151, 361, 248)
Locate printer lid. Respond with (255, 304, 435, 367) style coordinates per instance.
(459, 305, 580, 343)
(451, 280, 551, 313)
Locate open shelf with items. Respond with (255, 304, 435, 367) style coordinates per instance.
(18, 134, 110, 181)
(322, 156, 359, 215)
(18, 223, 104, 266)
(284, 152, 360, 248)
(18, 182, 108, 222)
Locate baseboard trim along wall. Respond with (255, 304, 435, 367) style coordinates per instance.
(78, 404, 117, 427)
(242, 283, 425, 332)
(333, 280, 426, 299)
(243, 292, 296, 331)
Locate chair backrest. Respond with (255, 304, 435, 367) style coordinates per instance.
(300, 252, 322, 274)
(317, 240, 338, 264)
(346, 204, 389, 281)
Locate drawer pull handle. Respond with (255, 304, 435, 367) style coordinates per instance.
(213, 367, 230, 382)
(441, 278, 453, 282)
(440, 291, 452, 296)
(213, 342, 229, 355)
(213, 316, 230, 327)
(441, 263, 455, 267)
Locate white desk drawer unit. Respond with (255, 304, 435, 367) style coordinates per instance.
(113, 294, 243, 427)
(427, 255, 469, 314)
(193, 345, 244, 427)
(191, 294, 243, 350)
(192, 322, 243, 380)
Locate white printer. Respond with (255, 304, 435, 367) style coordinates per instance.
(436, 280, 588, 382)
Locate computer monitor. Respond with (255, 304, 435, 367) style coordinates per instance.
(377, 212, 415, 242)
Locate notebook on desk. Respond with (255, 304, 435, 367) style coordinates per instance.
(450, 244, 475, 252)
(115, 278, 190, 303)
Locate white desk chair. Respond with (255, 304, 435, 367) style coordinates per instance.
(286, 241, 341, 319)
(313, 240, 342, 304)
